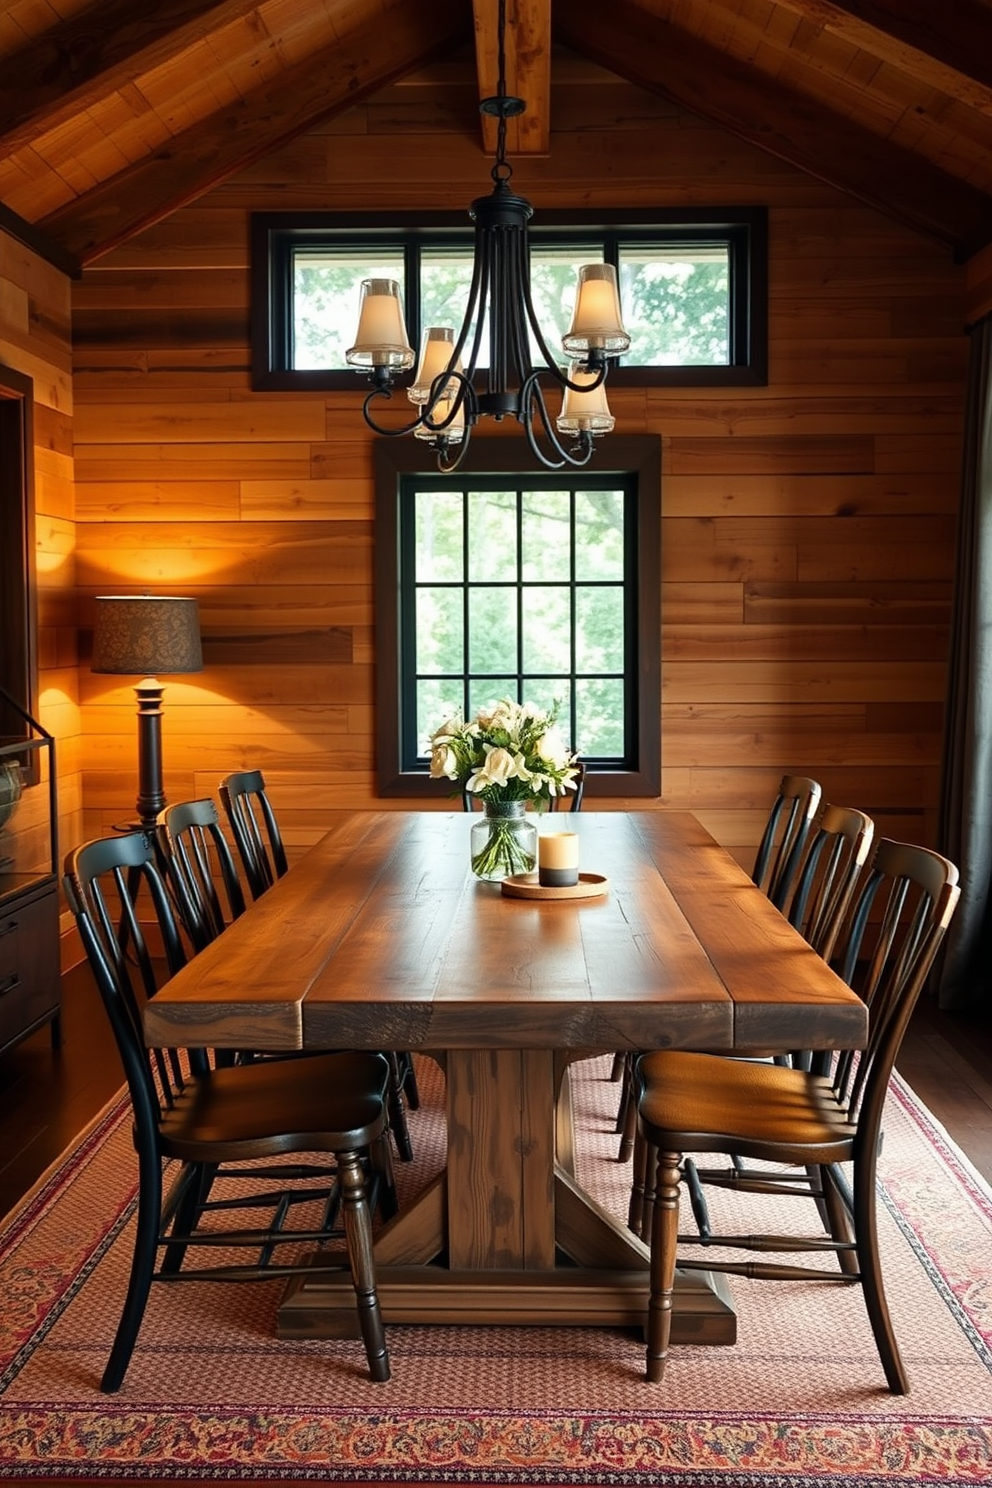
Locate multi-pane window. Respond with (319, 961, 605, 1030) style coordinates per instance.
(374, 438, 661, 799)
(403, 476, 634, 772)
(252, 210, 766, 390)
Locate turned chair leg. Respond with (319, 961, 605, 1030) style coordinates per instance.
(338, 1148, 391, 1383)
(646, 1147, 682, 1384)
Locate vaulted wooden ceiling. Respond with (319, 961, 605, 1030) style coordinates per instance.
(1, 0, 990, 271)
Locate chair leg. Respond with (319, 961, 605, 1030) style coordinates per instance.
(399, 1051, 420, 1109)
(853, 1153, 908, 1394)
(369, 1131, 399, 1221)
(609, 1051, 626, 1082)
(628, 1126, 651, 1239)
(386, 1052, 415, 1162)
(614, 1054, 631, 1131)
(617, 1076, 637, 1162)
(159, 1161, 215, 1275)
(102, 1148, 163, 1393)
(338, 1148, 390, 1383)
(819, 1163, 859, 1277)
(646, 1147, 682, 1384)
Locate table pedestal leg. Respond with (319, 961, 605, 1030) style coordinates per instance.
(277, 1051, 736, 1343)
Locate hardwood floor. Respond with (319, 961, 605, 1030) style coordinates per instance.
(0, 962, 123, 1219)
(1, 965, 991, 1222)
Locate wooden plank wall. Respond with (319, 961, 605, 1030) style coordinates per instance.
(0, 227, 81, 912)
(70, 59, 966, 870)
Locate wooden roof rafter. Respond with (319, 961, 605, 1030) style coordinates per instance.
(37, 6, 473, 266)
(773, 0, 992, 112)
(557, 0, 992, 258)
(0, 0, 266, 157)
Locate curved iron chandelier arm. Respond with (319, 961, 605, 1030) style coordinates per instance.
(423, 369, 477, 433)
(360, 383, 430, 440)
(521, 372, 594, 470)
(435, 432, 473, 475)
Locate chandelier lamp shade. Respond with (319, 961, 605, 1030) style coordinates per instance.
(91, 596, 203, 830)
(345, 0, 630, 472)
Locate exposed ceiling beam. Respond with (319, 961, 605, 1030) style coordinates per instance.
(473, 0, 551, 156)
(0, 0, 264, 156)
(38, 8, 473, 265)
(0, 198, 80, 278)
(557, 0, 992, 258)
(775, 1, 992, 111)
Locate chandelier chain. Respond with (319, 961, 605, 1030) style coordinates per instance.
(492, 0, 512, 184)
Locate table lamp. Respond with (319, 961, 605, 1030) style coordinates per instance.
(91, 596, 203, 830)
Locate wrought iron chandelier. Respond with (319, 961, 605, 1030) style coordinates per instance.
(345, 0, 630, 472)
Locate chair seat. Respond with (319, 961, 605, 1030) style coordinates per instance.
(637, 1049, 856, 1160)
(160, 1050, 390, 1162)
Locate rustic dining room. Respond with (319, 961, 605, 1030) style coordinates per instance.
(1, 1, 992, 1484)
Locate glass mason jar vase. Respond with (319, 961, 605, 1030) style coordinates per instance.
(470, 800, 538, 881)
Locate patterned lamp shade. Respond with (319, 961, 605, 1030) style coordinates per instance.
(92, 597, 202, 677)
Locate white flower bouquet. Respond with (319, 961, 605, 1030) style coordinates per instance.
(428, 699, 581, 878)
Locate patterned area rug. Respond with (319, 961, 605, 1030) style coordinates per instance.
(0, 1054, 990, 1486)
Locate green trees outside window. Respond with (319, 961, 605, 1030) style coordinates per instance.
(409, 479, 631, 767)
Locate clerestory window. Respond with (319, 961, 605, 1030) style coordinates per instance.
(251, 209, 766, 391)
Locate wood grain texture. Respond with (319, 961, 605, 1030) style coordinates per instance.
(143, 811, 864, 1054)
(54, 68, 967, 860)
(0, 225, 81, 882)
(144, 809, 862, 1331)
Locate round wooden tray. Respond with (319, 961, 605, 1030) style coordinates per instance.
(501, 871, 609, 901)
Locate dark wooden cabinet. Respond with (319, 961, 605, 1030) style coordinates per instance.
(0, 692, 59, 1058)
(0, 877, 60, 1055)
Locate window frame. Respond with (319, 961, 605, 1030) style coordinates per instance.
(0, 365, 39, 769)
(251, 208, 767, 391)
(374, 436, 661, 800)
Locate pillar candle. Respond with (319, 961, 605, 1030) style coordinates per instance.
(539, 831, 579, 887)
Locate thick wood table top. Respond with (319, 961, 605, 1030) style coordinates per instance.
(143, 810, 867, 1056)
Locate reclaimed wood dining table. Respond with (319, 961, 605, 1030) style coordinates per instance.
(143, 809, 868, 1346)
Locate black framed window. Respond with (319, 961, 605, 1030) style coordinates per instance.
(252, 209, 766, 391)
(375, 437, 661, 799)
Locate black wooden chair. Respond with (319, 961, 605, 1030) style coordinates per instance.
(162, 797, 246, 952)
(64, 829, 397, 1391)
(218, 769, 288, 901)
(786, 802, 875, 967)
(630, 837, 959, 1392)
(752, 773, 822, 914)
(215, 775, 420, 1161)
(615, 800, 874, 1161)
(663, 802, 876, 1228)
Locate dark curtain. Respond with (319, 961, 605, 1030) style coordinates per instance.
(936, 315, 992, 1013)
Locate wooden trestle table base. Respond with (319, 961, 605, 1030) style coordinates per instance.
(143, 810, 867, 1346)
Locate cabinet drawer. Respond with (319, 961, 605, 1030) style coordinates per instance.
(0, 887, 60, 1050)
